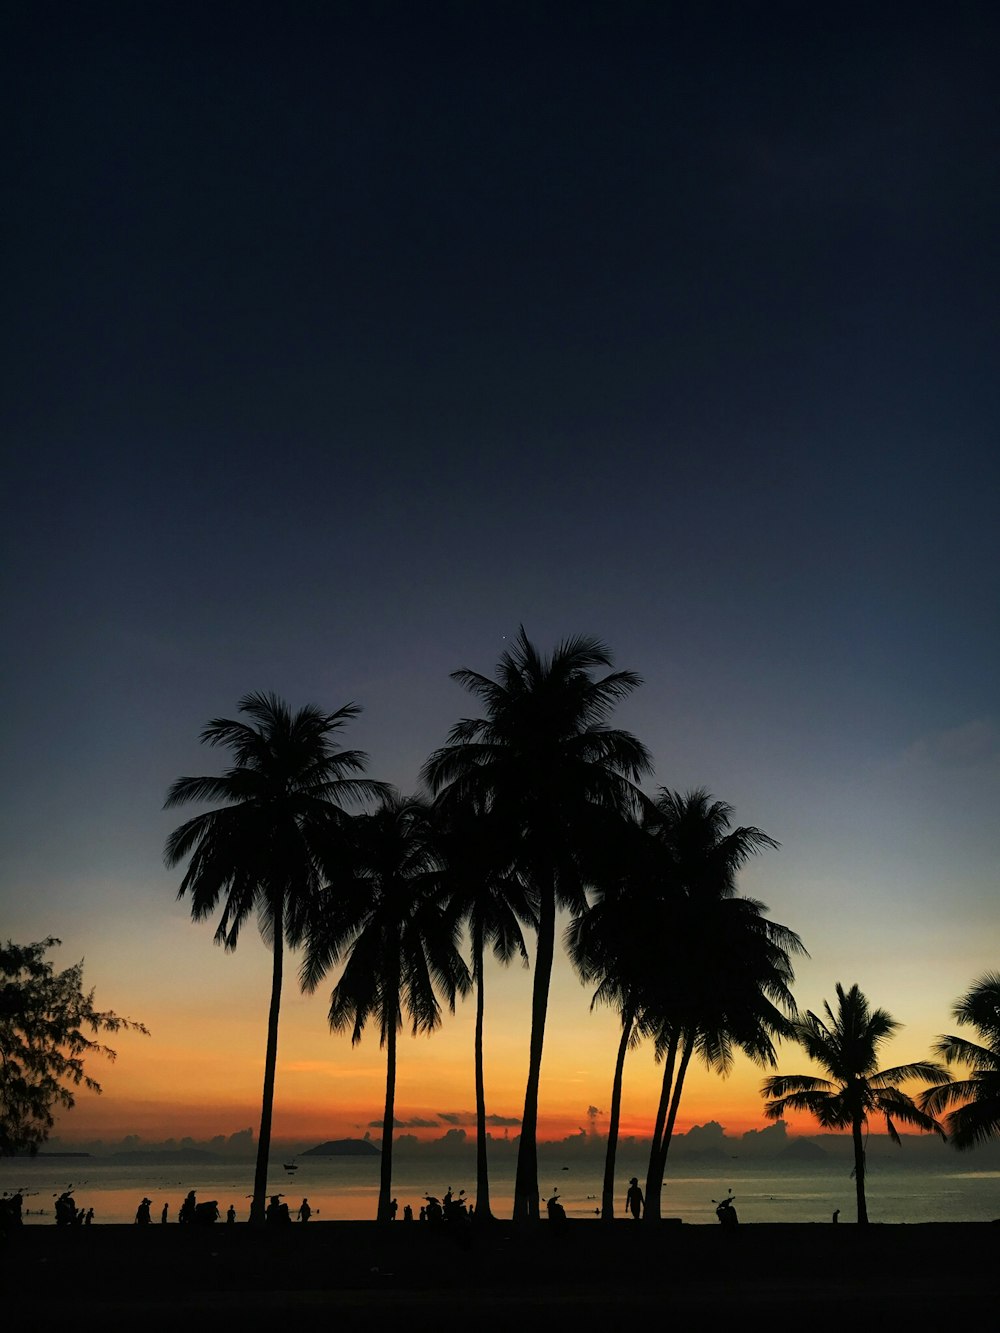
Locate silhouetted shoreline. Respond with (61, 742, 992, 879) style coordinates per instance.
(6, 1219, 996, 1327)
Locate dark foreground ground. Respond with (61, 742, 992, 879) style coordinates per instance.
(5, 1219, 997, 1331)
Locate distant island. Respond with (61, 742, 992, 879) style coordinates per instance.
(301, 1138, 380, 1157)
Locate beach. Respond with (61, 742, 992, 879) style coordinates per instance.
(6, 1218, 996, 1329)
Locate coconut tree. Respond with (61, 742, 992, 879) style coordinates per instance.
(920, 971, 1000, 1149)
(635, 789, 802, 1222)
(422, 628, 651, 1221)
(761, 983, 946, 1223)
(565, 815, 667, 1221)
(432, 796, 535, 1221)
(164, 692, 386, 1224)
(301, 794, 470, 1223)
(643, 893, 803, 1220)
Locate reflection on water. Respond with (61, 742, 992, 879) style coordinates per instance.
(4, 1156, 999, 1225)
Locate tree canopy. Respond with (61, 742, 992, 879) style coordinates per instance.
(0, 938, 147, 1157)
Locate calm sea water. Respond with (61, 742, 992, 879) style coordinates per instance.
(5, 1151, 1000, 1225)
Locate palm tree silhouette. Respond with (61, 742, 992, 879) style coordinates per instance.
(762, 982, 945, 1223)
(639, 790, 802, 1222)
(566, 814, 663, 1222)
(164, 692, 386, 1224)
(920, 971, 1000, 1149)
(301, 794, 470, 1223)
(433, 796, 535, 1221)
(422, 628, 651, 1221)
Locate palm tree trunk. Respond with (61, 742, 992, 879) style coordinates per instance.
(654, 1032, 694, 1195)
(852, 1115, 868, 1224)
(250, 904, 283, 1225)
(513, 877, 555, 1223)
(473, 932, 493, 1222)
(601, 1005, 635, 1221)
(643, 1031, 678, 1223)
(377, 1014, 397, 1224)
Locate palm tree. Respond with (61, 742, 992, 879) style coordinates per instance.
(920, 972, 1000, 1149)
(301, 794, 471, 1223)
(638, 790, 803, 1222)
(422, 628, 651, 1221)
(565, 815, 665, 1222)
(164, 691, 386, 1224)
(761, 982, 946, 1223)
(641, 892, 802, 1221)
(432, 797, 535, 1221)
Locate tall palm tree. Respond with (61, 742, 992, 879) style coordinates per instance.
(301, 794, 470, 1223)
(432, 797, 535, 1221)
(920, 971, 1000, 1149)
(422, 628, 651, 1221)
(164, 692, 386, 1224)
(761, 982, 946, 1223)
(638, 790, 803, 1222)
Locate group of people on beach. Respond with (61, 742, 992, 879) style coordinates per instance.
(132, 1191, 318, 1225)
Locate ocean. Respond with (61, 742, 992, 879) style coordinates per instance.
(5, 1148, 1000, 1226)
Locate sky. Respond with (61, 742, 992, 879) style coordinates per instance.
(3, 2, 998, 1153)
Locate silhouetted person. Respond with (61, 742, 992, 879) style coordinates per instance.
(625, 1177, 644, 1219)
(161, 1202, 168, 1223)
(55, 1192, 76, 1226)
(85, 1208, 94, 1225)
(227, 1204, 236, 1224)
(832, 1208, 840, 1223)
(389, 1197, 398, 1221)
(547, 1192, 566, 1229)
(297, 1198, 311, 1222)
(266, 1195, 291, 1224)
(135, 1197, 152, 1225)
(403, 1204, 413, 1222)
(179, 1191, 196, 1224)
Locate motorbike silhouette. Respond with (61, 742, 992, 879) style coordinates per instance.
(712, 1190, 738, 1229)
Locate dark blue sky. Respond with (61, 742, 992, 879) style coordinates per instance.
(3, 3, 998, 1070)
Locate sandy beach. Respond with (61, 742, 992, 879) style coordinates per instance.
(6, 1218, 996, 1329)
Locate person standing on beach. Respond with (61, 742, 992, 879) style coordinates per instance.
(297, 1198, 311, 1222)
(625, 1177, 644, 1219)
(227, 1204, 236, 1223)
(135, 1197, 152, 1224)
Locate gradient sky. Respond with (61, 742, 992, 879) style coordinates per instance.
(3, 2, 998, 1150)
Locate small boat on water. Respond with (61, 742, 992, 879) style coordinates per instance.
(283, 1162, 298, 1171)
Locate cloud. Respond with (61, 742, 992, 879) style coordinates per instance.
(900, 717, 998, 769)
(438, 1110, 521, 1128)
(367, 1116, 441, 1129)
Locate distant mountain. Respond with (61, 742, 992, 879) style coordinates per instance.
(10, 1150, 92, 1158)
(105, 1148, 227, 1165)
(301, 1139, 380, 1157)
(779, 1139, 830, 1162)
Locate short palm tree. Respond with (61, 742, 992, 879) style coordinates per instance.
(301, 794, 470, 1223)
(762, 982, 946, 1223)
(422, 628, 651, 1221)
(920, 971, 1000, 1149)
(644, 892, 802, 1220)
(638, 790, 802, 1222)
(566, 814, 665, 1222)
(164, 692, 386, 1224)
(432, 797, 535, 1221)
